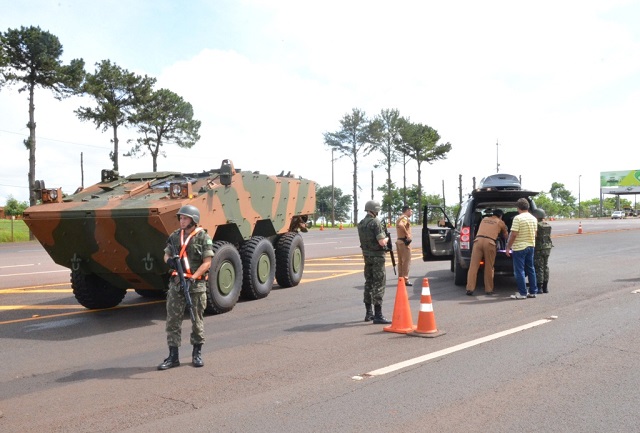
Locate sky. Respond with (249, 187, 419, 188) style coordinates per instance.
(2, 0, 640, 216)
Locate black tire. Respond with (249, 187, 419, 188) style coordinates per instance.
(205, 241, 243, 314)
(134, 289, 166, 299)
(240, 237, 276, 300)
(135, 274, 169, 298)
(71, 271, 127, 309)
(275, 232, 305, 288)
(453, 257, 467, 286)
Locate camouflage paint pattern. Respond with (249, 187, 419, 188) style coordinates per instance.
(23, 160, 316, 293)
(166, 278, 207, 347)
(363, 256, 386, 306)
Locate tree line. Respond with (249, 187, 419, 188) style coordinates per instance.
(323, 108, 452, 224)
(314, 179, 636, 226)
(0, 25, 201, 207)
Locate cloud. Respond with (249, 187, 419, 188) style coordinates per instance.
(2, 0, 640, 211)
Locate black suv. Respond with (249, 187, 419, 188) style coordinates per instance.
(422, 174, 539, 286)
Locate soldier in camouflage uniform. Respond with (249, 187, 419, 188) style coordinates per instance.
(158, 205, 213, 370)
(357, 200, 392, 324)
(532, 208, 553, 294)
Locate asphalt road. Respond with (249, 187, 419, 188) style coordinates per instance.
(1, 218, 640, 432)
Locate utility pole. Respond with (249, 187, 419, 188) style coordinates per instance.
(496, 140, 500, 173)
(578, 174, 582, 219)
(81, 152, 84, 188)
(331, 149, 335, 227)
(371, 170, 374, 200)
(442, 179, 446, 209)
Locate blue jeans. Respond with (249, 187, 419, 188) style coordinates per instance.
(512, 246, 537, 296)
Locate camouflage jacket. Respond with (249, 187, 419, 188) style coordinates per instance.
(535, 221, 553, 250)
(164, 227, 214, 276)
(358, 214, 386, 257)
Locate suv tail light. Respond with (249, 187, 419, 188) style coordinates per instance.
(460, 226, 471, 250)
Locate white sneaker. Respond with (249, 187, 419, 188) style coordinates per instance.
(510, 293, 527, 299)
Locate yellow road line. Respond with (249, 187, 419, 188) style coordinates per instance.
(0, 289, 72, 294)
(0, 305, 85, 310)
(0, 300, 165, 325)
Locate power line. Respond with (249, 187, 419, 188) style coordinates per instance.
(0, 183, 28, 189)
(0, 129, 111, 149)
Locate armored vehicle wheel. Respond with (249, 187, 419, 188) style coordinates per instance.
(135, 274, 168, 298)
(134, 289, 166, 299)
(240, 236, 276, 300)
(453, 257, 467, 286)
(275, 232, 305, 288)
(206, 241, 243, 314)
(71, 271, 127, 309)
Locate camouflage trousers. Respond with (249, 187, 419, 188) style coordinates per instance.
(534, 249, 551, 286)
(363, 255, 386, 306)
(165, 279, 207, 347)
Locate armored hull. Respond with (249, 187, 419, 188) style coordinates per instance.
(24, 160, 316, 313)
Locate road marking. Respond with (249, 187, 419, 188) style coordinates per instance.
(352, 316, 558, 380)
(0, 288, 71, 294)
(0, 305, 85, 310)
(0, 264, 37, 269)
(0, 269, 68, 278)
(0, 300, 166, 325)
(305, 242, 339, 245)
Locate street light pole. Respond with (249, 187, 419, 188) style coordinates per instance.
(578, 174, 582, 219)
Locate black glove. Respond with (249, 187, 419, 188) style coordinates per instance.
(167, 256, 179, 269)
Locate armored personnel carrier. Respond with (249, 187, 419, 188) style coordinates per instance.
(23, 159, 316, 314)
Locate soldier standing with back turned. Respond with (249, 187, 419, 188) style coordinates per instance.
(357, 200, 392, 324)
(532, 208, 553, 293)
(395, 205, 413, 287)
(158, 205, 213, 370)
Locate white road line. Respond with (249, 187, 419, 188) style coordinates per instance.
(353, 316, 557, 379)
(0, 264, 36, 269)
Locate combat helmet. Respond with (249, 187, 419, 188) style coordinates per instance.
(364, 200, 381, 214)
(531, 208, 546, 220)
(177, 204, 200, 224)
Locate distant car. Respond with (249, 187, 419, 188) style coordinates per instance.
(422, 174, 539, 286)
(611, 211, 625, 219)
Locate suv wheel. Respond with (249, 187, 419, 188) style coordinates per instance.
(453, 257, 467, 286)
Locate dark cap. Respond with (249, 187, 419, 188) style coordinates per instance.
(493, 209, 504, 218)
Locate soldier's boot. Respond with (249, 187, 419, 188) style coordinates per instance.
(542, 282, 549, 293)
(192, 344, 204, 368)
(364, 303, 374, 322)
(158, 346, 180, 370)
(372, 305, 392, 325)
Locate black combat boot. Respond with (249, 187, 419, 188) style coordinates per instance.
(372, 305, 392, 324)
(542, 282, 549, 293)
(364, 303, 374, 322)
(158, 346, 180, 370)
(192, 343, 204, 368)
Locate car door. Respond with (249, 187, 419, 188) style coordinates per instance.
(422, 205, 454, 261)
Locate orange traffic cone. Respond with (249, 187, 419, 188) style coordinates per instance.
(383, 278, 416, 334)
(577, 222, 583, 234)
(320, 224, 324, 231)
(339, 222, 343, 230)
(409, 278, 445, 338)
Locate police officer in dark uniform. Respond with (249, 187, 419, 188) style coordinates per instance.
(357, 200, 392, 324)
(158, 205, 213, 370)
(532, 208, 553, 293)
